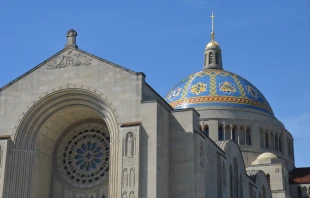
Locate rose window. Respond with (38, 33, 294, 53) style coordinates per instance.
(55, 124, 110, 188)
(75, 142, 103, 171)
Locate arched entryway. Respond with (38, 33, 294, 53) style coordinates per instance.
(6, 89, 121, 198)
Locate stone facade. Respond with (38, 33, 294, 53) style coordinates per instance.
(0, 29, 304, 198)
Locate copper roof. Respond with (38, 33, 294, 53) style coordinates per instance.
(290, 168, 310, 184)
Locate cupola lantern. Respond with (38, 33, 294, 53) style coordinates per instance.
(204, 12, 223, 70)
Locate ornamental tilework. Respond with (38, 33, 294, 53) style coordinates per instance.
(165, 69, 274, 116)
(190, 82, 207, 95)
(247, 85, 258, 99)
(219, 82, 236, 94)
(167, 87, 182, 101)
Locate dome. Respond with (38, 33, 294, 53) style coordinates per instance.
(206, 41, 221, 50)
(252, 152, 279, 165)
(165, 69, 274, 116)
(256, 152, 278, 160)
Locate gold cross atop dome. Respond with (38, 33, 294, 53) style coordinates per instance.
(210, 12, 215, 41)
(205, 12, 220, 50)
(204, 12, 222, 69)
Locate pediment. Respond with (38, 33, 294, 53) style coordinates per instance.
(0, 46, 140, 91)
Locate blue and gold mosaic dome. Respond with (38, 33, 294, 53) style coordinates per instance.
(165, 69, 274, 116)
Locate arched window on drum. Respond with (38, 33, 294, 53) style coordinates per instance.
(204, 125, 209, 137)
(246, 128, 251, 145)
(218, 125, 223, 140)
(232, 126, 237, 143)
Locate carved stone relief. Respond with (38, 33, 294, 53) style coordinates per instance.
(124, 132, 135, 158)
(129, 168, 135, 187)
(47, 50, 92, 70)
(121, 126, 140, 198)
(123, 168, 128, 187)
(129, 191, 135, 198)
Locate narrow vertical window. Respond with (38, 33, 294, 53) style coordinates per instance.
(246, 128, 251, 145)
(218, 126, 223, 140)
(230, 165, 233, 198)
(297, 187, 302, 197)
(208, 52, 213, 64)
(232, 127, 236, 142)
(215, 52, 219, 64)
(266, 174, 271, 186)
(265, 132, 269, 149)
(204, 125, 209, 137)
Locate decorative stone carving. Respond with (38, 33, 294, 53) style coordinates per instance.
(123, 168, 128, 187)
(130, 168, 135, 187)
(200, 141, 204, 167)
(47, 53, 92, 70)
(124, 132, 135, 158)
(129, 191, 135, 198)
(121, 125, 140, 198)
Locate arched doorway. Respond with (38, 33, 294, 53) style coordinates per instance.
(7, 89, 120, 198)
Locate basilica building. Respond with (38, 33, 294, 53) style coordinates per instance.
(0, 15, 309, 198)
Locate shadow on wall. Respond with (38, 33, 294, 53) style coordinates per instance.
(139, 125, 148, 197)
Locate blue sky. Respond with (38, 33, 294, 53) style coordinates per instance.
(0, 0, 309, 167)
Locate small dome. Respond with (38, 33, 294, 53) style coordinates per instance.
(206, 41, 221, 50)
(165, 69, 274, 116)
(252, 152, 279, 165)
(256, 152, 278, 160)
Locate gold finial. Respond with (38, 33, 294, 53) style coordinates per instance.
(210, 12, 215, 41)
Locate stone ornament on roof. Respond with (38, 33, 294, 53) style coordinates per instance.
(47, 50, 92, 70)
(65, 29, 78, 48)
(66, 29, 77, 37)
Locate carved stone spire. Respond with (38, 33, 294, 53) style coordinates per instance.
(65, 29, 78, 48)
(204, 12, 223, 70)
